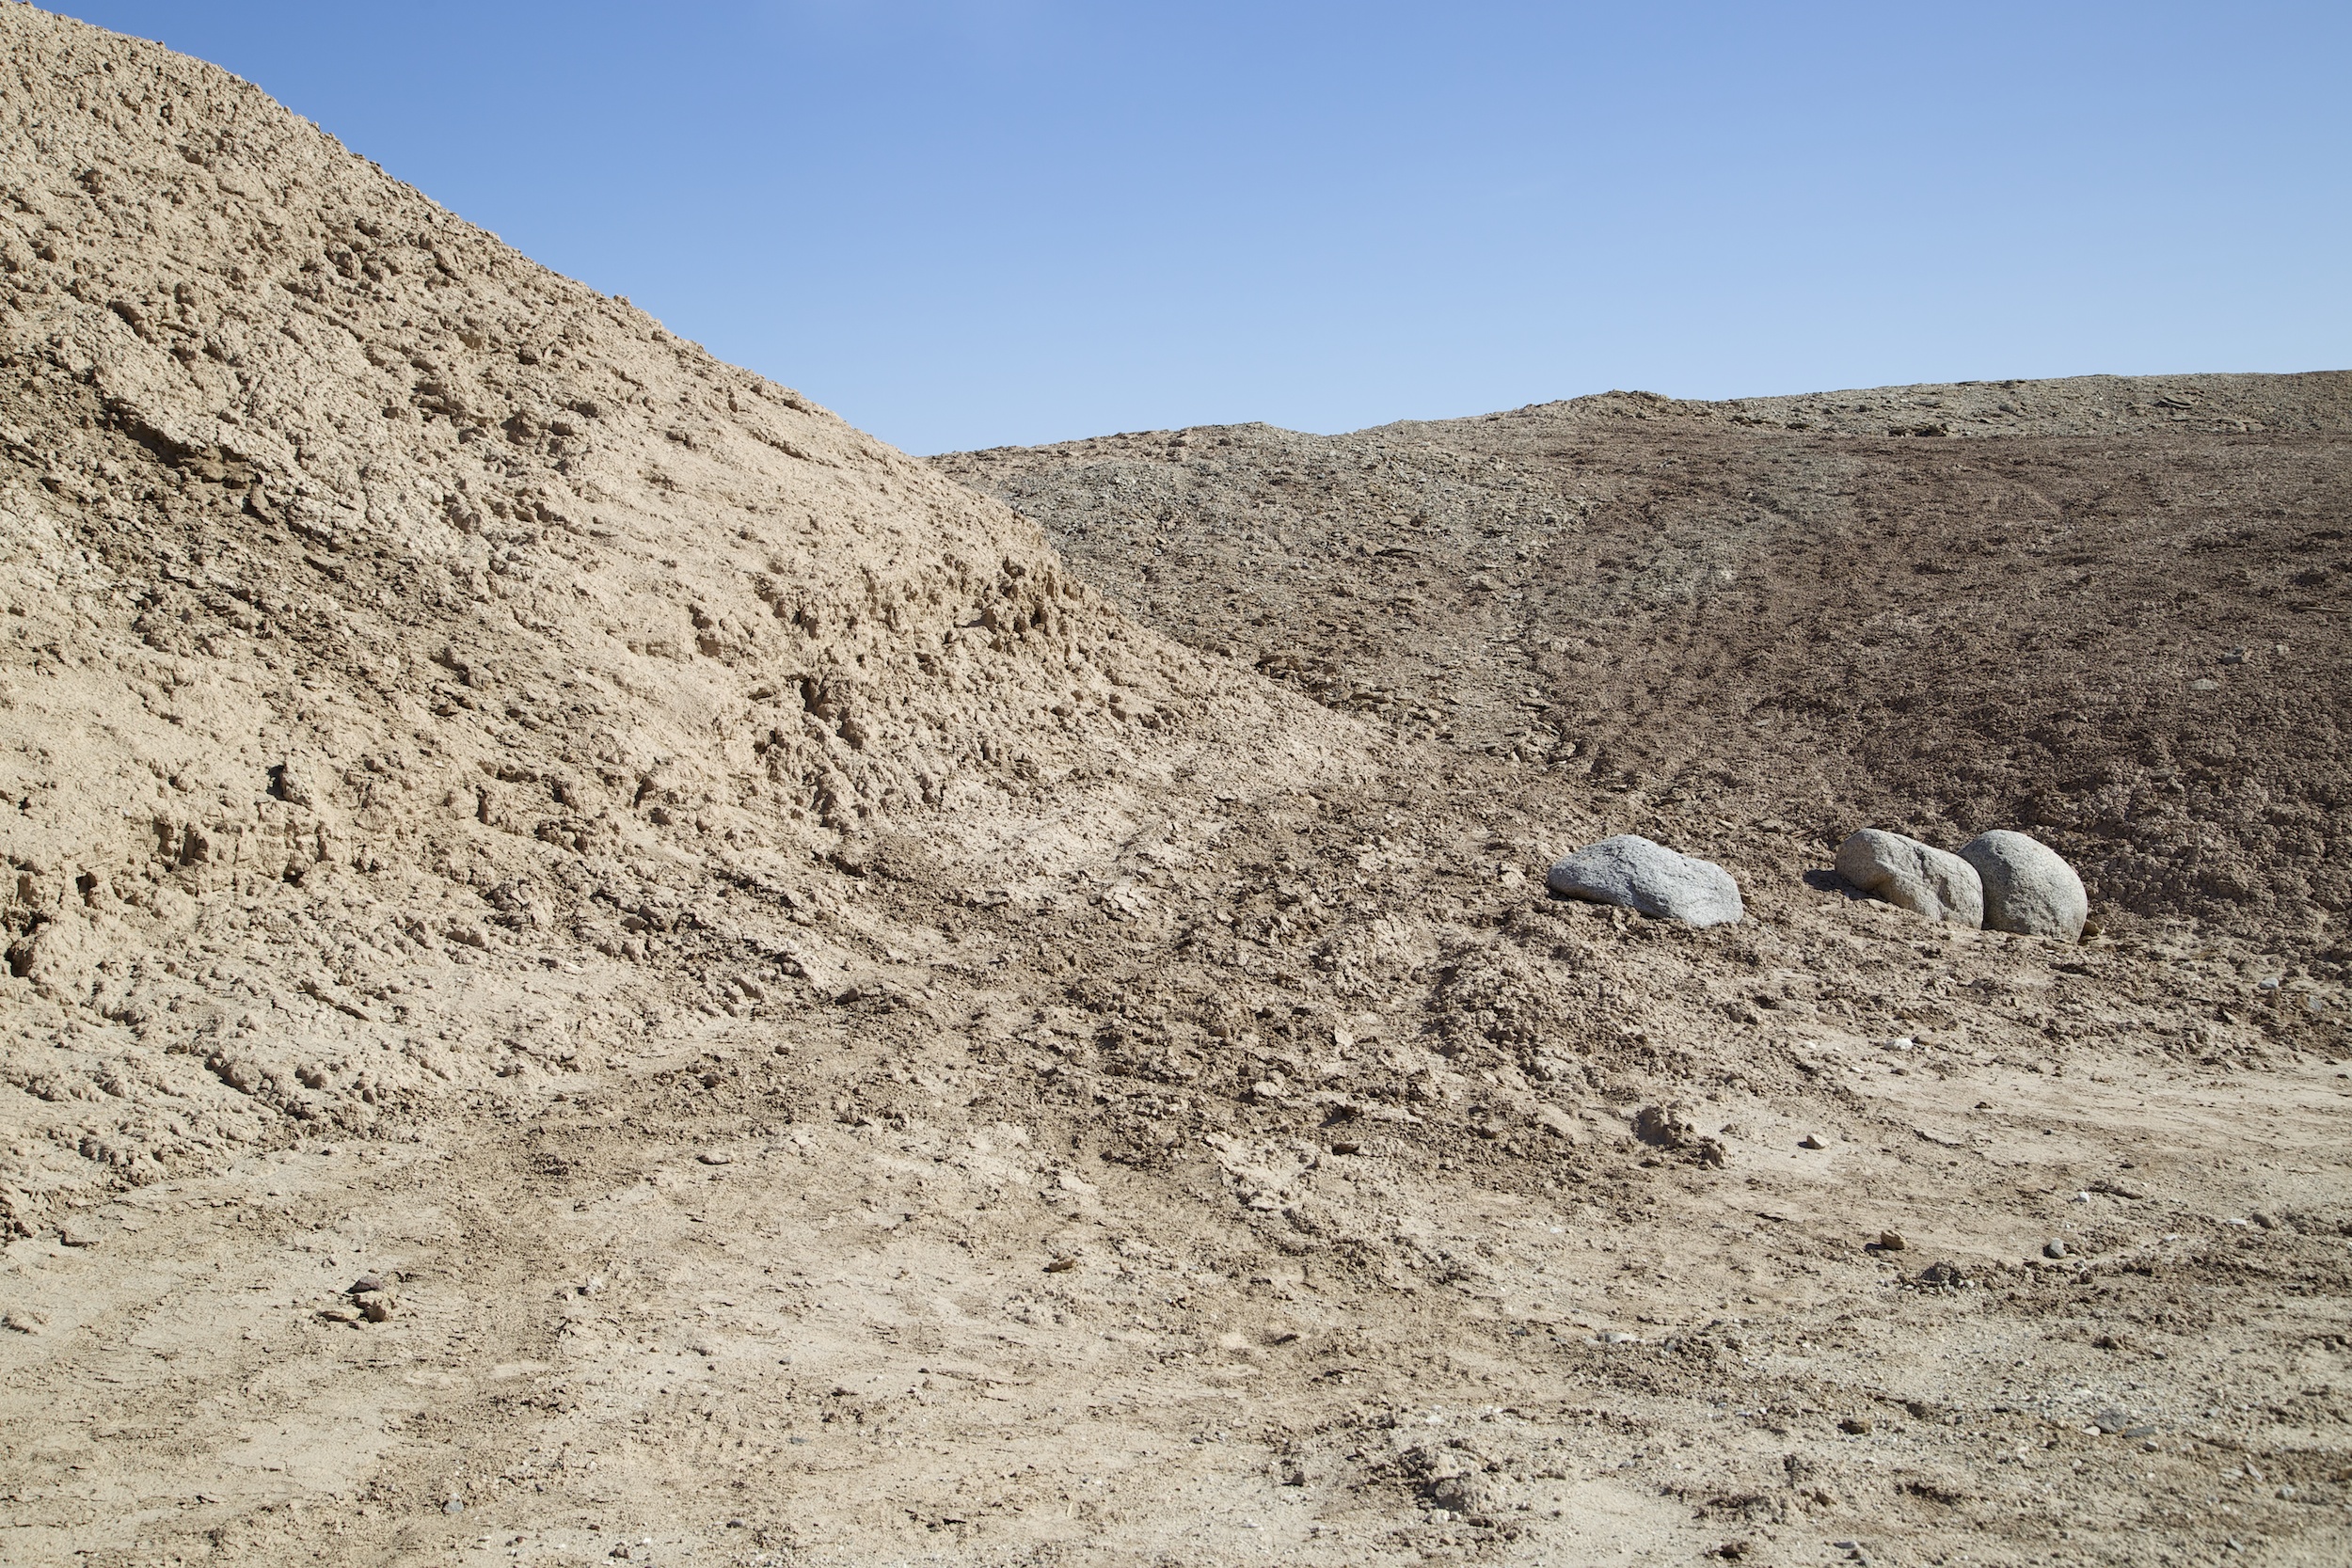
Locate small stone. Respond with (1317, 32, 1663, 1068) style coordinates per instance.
(1798, 1134, 1826, 1150)
(1547, 834, 1743, 927)
(2093, 1409, 2132, 1434)
(697, 1149, 733, 1165)
(318, 1305, 362, 1324)
(1915, 1260, 1967, 1289)
(1959, 831, 2089, 942)
(2043, 1239, 2069, 1259)
(1877, 1230, 1906, 1251)
(1838, 1416, 1873, 1435)
(57, 1222, 100, 1249)
(1043, 1254, 1079, 1274)
(356, 1291, 396, 1322)
(1834, 829, 1984, 927)
(2249, 1212, 2278, 1230)
(442, 1497, 465, 1515)
(1328, 1141, 1362, 1156)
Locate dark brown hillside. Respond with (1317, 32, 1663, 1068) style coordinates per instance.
(942, 377, 2352, 935)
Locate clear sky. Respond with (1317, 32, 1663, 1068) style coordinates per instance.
(51, 2, 2352, 454)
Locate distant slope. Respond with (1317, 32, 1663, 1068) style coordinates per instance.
(939, 372, 2352, 934)
(1495, 372, 2352, 440)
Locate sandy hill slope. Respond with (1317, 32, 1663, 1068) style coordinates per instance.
(0, 5, 1342, 1228)
(2, 10, 2350, 1568)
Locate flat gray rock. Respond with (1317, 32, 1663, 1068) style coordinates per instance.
(1836, 829, 1984, 927)
(1960, 830, 2088, 941)
(1547, 834, 1743, 927)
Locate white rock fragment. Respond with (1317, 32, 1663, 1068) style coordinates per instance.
(1546, 834, 1742, 927)
(1960, 831, 2088, 942)
(1835, 829, 1984, 927)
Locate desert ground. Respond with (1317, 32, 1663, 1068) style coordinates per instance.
(3, 8, 2348, 1566)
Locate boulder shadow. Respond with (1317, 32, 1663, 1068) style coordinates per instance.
(1802, 868, 1870, 901)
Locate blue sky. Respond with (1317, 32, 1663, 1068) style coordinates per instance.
(56, 2, 2352, 453)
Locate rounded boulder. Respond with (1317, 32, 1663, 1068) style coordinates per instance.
(1546, 834, 1743, 927)
(1959, 830, 2088, 942)
(1835, 829, 1984, 927)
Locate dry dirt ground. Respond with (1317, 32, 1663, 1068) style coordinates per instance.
(3, 8, 2351, 1568)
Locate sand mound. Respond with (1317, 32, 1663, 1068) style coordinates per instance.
(0, 6, 1342, 1227)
